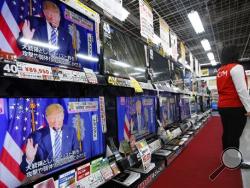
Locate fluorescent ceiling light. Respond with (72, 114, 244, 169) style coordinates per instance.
(188, 11, 205, 34)
(77, 54, 99, 62)
(121, 8, 130, 21)
(134, 67, 145, 72)
(20, 38, 59, 50)
(210, 60, 218, 66)
(207, 52, 215, 61)
(110, 59, 131, 68)
(201, 39, 211, 51)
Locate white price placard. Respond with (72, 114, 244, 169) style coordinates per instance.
(139, 0, 154, 40)
(17, 62, 53, 80)
(159, 18, 170, 55)
(84, 68, 98, 84)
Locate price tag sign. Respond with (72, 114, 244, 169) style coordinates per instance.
(58, 69, 73, 82)
(84, 68, 98, 84)
(135, 139, 151, 171)
(72, 70, 88, 83)
(0, 61, 18, 78)
(130, 77, 143, 93)
(17, 62, 53, 80)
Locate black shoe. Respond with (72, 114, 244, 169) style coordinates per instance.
(240, 162, 250, 169)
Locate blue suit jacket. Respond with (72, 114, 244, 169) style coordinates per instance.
(33, 21, 74, 57)
(20, 126, 80, 173)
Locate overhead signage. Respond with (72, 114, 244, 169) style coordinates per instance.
(139, 0, 154, 40)
(159, 18, 170, 56)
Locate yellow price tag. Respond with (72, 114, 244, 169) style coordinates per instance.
(130, 77, 143, 93)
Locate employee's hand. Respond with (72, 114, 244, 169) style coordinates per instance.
(245, 112, 250, 117)
(22, 20, 35, 40)
(26, 138, 38, 163)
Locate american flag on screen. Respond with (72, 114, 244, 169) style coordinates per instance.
(0, 98, 46, 187)
(0, 0, 42, 56)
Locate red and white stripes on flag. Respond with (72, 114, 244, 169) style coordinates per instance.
(0, 1, 22, 55)
(0, 132, 25, 187)
(124, 114, 131, 141)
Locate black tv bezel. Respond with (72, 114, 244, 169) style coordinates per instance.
(102, 22, 148, 83)
(149, 49, 171, 83)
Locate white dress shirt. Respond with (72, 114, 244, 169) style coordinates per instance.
(230, 64, 250, 112)
(49, 127, 62, 157)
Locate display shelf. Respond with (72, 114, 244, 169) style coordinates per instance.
(0, 60, 99, 85)
(101, 160, 165, 188)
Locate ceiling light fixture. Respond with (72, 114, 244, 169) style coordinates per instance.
(207, 52, 215, 61)
(210, 60, 218, 66)
(201, 39, 211, 51)
(188, 11, 205, 34)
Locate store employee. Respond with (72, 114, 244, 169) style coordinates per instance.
(217, 45, 250, 168)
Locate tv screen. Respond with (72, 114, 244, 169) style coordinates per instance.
(172, 62, 184, 90)
(184, 69, 192, 91)
(149, 50, 171, 82)
(192, 80, 198, 93)
(159, 94, 177, 127)
(116, 96, 156, 142)
(197, 96, 203, 113)
(190, 96, 197, 114)
(103, 23, 147, 82)
(0, 0, 99, 71)
(179, 95, 191, 121)
(0, 98, 105, 187)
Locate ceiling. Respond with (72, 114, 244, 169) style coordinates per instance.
(84, 0, 250, 65)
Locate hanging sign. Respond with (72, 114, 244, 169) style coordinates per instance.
(159, 18, 170, 56)
(170, 30, 178, 61)
(139, 0, 154, 41)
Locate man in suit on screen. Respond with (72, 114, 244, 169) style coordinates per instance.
(20, 103, 80, 173)
(21, 0, 74, 57)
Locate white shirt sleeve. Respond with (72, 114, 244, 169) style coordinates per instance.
(230, 64, 250, 112)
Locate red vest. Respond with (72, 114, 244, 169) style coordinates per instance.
(216, 63, 248, 108)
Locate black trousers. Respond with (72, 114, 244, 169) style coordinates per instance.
(219, 107, 247, 151)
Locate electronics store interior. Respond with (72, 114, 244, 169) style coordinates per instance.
(0, 0, 249, 188)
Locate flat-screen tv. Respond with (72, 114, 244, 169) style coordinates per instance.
(159, 94, 177, 127)
(190, 96, 197, 114)
(179, 95, 191, 121)
(197, 96, 203, 113)
(184, 69, 192, 91)
(192, 80, 198, 93)
(116, 96, 156, 142)
(149, 50, 171, 82)
(103, 23, 147, 82)
(0, 98, 105, 187)
(172, 62, 184, 90)
(0, 0, 99, 71)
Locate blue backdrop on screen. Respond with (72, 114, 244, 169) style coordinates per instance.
(0, 0, 99, 72)
(117, 96, 156, 142)
(0, 98, 105, 180)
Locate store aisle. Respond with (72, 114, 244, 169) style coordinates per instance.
(151, 116, 243, 188)
(240, 119, 250, 188)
